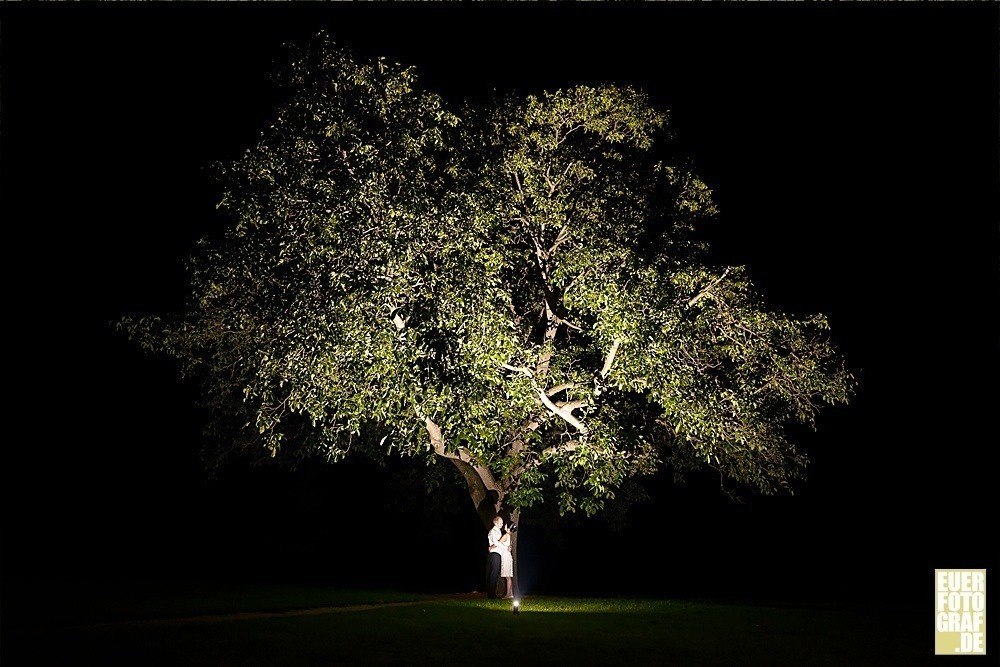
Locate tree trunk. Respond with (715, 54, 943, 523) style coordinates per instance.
(447, 458, 502, 529)
(430, 435, 523, 596)
(510, 507, 520, 599)
(427, 418, 526, 596)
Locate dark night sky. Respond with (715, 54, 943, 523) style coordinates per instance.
(2, 4, 997, 608)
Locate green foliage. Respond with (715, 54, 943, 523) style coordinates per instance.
(122, 33, 853, 517)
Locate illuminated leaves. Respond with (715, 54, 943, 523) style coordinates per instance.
(125, 34, 853, 516)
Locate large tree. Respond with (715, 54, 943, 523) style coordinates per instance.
(124, 34, 853, 586)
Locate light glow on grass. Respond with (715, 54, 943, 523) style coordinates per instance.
(442, 596, 688, 614)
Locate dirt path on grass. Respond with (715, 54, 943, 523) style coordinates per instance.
(77, 592, 481, 629)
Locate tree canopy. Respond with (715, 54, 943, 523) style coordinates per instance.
(124, 34, 853, 526)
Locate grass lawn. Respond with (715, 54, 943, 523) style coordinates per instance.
(5, 581, 432, 627)
(4, 586, 932, 665)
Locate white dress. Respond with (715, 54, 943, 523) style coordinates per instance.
(489, 526, 514, 577)
(499, 543, 513, 578)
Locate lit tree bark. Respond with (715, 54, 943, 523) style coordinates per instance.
(448, 458, 501, 529)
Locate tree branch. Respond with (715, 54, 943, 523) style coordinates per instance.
(544, 165, 556, 195)
(563, 265, 594, 299)
(552, 314, 583, 332)
(537, 390, 589, 433)
(555, 122, 584, 147)
(540, 440, 580, 457)
(687, 268, 731, 308)
(534, 319, 559, 377)
(498, 365, 588, 433)
(424, 416, 502, 494)
(501, 363, 533, 378)
(530, 233, 550, 281)
(600, 338, 623, 379)
(547, 226, 571, 256)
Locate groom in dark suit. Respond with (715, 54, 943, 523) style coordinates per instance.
(486, 515, 504, 598)
(486, 548, 502, 599)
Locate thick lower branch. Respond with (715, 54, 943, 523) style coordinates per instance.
(448, 458, 502, 529)
(425, 416, 503, 528)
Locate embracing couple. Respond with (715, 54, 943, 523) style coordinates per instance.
(486, 515, 515, 599)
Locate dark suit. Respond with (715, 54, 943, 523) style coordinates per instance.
(487, 550, 502, 598)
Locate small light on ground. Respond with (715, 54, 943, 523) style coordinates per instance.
(513, 599, 520, 614)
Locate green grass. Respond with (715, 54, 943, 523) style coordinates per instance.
(6, 581, 431, 626)
(4, 588, 932, 665)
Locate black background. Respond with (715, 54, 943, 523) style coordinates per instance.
(2, 3, 997, 612)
